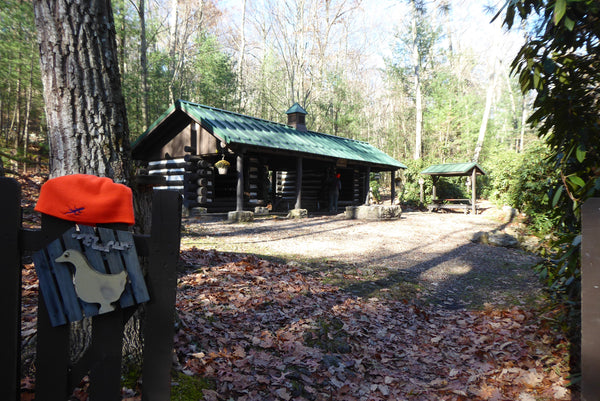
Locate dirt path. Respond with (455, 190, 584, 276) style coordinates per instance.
(182, 211, 543, 310)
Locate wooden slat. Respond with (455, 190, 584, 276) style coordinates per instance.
(35, 215, 75, 401)
(89, 310, 124, 400)
(142, 190, 182, 401)
(46, 238, 84, 322)
(32, 249, 68, 326)
(79, 225, 108, 273)
(0, 177, 21, 401)
(117, 230, 150, 304)
(97, 227, 136, 308)
(61, 229, 98, 316)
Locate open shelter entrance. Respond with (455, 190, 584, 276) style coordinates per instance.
(420, 162, 486, 214)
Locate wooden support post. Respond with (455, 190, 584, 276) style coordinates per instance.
(390, 171, 396, 205)
(432, 176, 438, 201)
(295, 157, 303, 209)
(0, 178, 22, 401)
(582, 198, 600, 401)
(364, 167, 371, 205)
(142, 190, 182, 401)
(471, 168, 477, 214)
(236, 154, 244, 212)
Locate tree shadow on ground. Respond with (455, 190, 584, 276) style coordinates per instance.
(344, 243, 542, 310)
(183, 216, 374, 244)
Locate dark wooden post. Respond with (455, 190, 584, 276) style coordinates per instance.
(364, 167, 371, 205)
(142, 190, 182, 401)
(0, 178, 22, 401)
(236, 154, 244, 212)
(432, 176, 438, 201)
(471, 168, 477, 214)
(35, 215, 77, 400)
(390, 171, 396, 204)
(582, 198, 600, 400)
(295, 157, 303, 209)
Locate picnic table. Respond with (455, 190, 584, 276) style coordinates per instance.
(427, 198, 478, 214)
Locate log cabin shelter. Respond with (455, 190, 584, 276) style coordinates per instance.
(420, 162, 486, 214)
(132, 100, 406, 213)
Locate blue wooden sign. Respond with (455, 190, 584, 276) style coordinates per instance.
(33, 226, 150, 327)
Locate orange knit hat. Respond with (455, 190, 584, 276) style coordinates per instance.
(35, 174, 135, 226)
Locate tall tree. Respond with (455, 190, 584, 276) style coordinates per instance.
(410, 0, 425, 160)
(387, 1, 439, 160)
(472, 70, 495, 163)
(33, 0, 131, 181)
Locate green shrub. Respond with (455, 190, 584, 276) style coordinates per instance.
(481, 141, 560, 235)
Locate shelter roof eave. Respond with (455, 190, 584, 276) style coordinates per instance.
(420, 162, 486, 177)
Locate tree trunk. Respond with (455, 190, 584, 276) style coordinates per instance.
(519, 96, 527, 152)
(473, 74, 495, 163)
(33, 0, 131, 182)
(236, 0, 247, 110)
(410, 0, 423, 160)
(23, 44, 36, 172)
(33, 0, 133, 364)
(139, 0, 149, 131)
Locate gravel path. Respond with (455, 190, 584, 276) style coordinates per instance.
(182, 210, 543, 310)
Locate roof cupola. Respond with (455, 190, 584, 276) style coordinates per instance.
(286, 102, 308, 132)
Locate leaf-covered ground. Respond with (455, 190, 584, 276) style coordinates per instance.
(15, 175, 576, 401)
(175, 249, 574, 401)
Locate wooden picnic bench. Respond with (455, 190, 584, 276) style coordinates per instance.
(427, 198, 477, 214)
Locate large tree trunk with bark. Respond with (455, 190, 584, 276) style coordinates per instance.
(33, 0, 136, 364)
(33, 0, 131, 182)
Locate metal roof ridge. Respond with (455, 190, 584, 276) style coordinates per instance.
(177, 100, 371, 144)
(305, 129, 369, 145)
(177, 99, 294, 131)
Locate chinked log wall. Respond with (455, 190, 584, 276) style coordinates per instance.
(276, 169, 364, 211)
(147, 155, 214, 209)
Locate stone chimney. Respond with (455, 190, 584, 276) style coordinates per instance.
(286, 102, 308, 131)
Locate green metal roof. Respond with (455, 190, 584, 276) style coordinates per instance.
(421, 162, 486, 176)
(133, 100, 406, 170)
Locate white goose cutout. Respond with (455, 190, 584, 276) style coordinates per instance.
(55, 249, 128, 314)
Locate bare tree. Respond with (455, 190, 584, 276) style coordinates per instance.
(473, 71, 495, 163)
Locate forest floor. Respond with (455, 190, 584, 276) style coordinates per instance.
(173, 208, 578, 400)
(15, 170, 577, 400)
(181, 208, 543, 310)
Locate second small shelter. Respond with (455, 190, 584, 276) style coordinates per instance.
(420, 162, 486, 214)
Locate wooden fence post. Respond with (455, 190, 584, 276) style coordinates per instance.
(0, 174, 181, 401)
(582, 198, 600, 401)
(35, 215, 77, 400)
(142, 189, 182, 400)
(0, 178, 22, 401)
